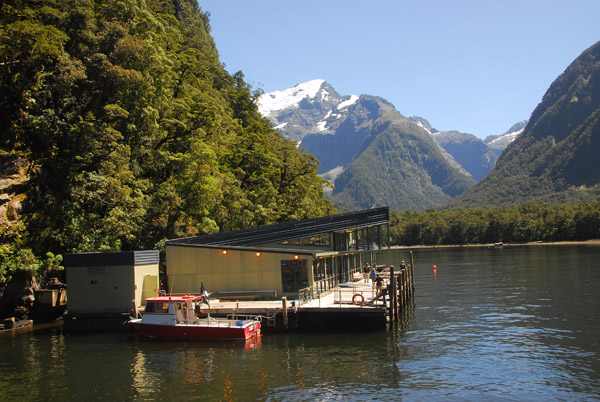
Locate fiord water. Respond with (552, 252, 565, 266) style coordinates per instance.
(1, 245, 599, 401)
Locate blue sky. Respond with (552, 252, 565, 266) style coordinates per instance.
(200, 1, 600, 138)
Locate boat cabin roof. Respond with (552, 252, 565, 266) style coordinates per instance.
(145, 295, 203, 303)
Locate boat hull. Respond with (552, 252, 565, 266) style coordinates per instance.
(130, 320, 261, 341)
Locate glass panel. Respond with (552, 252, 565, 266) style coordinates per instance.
(333, 232, 347, 251)
(281, 259, 309, 293)
(369, 226, 379, 250)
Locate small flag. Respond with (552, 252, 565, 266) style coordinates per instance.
(200, 282, 210, 307)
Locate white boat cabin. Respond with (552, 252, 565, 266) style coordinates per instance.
(142, 296, 203, 326)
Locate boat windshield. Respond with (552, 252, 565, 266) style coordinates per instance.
(144, 301, 169, 313)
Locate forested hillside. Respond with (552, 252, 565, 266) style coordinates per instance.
(0, 0, 333, 281)
(390, 201, 600, 245)
(453, 40, 600, 207)
(328, 97, 475, 211)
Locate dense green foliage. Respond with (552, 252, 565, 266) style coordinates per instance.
(0, 0, 333, 286)
(390, 201, 600, 245)
(454, 41, 600, 207)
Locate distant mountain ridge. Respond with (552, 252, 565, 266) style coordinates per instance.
(257, 82, 476, 211)
(453, 40, 600, 207)
(432, 130, 499, 182)
(484, 120, 527, 156)
(407, 116, 526, 182)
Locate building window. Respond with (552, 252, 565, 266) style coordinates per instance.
(278, 233, 330, 248)
(281, 259, 309, 293)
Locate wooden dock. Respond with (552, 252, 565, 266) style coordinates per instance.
(195, 253, 416, 332)
(67, 255, 415, 333)
(73, 252, 417, 334)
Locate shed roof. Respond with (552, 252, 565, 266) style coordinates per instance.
(166, 207, 389, 247)
(64, 250, 159, 267)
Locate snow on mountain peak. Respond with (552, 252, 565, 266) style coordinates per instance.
(488, 129, 522, 146)
(337, 95, 359, 110)
(488, 123, 526, 146)
(415, 120, 433, 135)
(257, 79, 326, 116)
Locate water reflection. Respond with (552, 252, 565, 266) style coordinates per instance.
(127, 337, 263, 400)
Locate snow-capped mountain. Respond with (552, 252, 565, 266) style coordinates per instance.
(257, 81, 476, 211)
(258, 80, 527, 198)
(257, 79, 359, 142)
(484, 120, 527, 155)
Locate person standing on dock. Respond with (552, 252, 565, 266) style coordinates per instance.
(370, 267, 377, 284)
(364, 263, 371, 282)
(375, 274, 383, 294)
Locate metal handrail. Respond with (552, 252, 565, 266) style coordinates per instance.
(298, 287, 312, 305)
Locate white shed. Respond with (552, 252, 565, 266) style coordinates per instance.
(64, 250, 159, 314)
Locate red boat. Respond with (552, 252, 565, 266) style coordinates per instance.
(129, 295, 261, 341)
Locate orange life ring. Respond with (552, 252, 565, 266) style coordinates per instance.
(352, 293, 364, 306)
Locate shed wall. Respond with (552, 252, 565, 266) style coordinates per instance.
(67, 265, 135, 314)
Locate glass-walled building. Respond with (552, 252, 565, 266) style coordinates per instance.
(165, 207, 389, 299)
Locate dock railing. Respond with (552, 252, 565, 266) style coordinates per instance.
(312, 279, 330, 298)
(298, 287, 311, 306)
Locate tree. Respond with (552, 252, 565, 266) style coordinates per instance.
(0, 0, 335, 268)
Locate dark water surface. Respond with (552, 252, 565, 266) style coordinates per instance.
(1, 245, 599, 401)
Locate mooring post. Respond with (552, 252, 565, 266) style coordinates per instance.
(406, 268, 410, 301)
(396, 268, 400, 321)
(405, 265, 411, 298)
(282, 297, 288, 330)
(407, 267, 410, 299)
(396, 270, 401, 312)
(390, 265, 396, 322)
(393, 274, 398, 320)
(410, 250, 415, 293)
(400, 269, 405, 310)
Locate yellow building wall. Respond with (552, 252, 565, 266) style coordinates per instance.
(166, 245, 314, 296)
(133, 263, 160, 308)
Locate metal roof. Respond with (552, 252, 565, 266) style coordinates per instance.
(64, 250, 159, 267)
(166, 207, 389, 247)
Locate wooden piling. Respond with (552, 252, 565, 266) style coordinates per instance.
(390, 265, 396, 322)
(384, 252, 416, 325)
(400, 269, 406, 309)
(396, 273, 401, 321)
(410, 250, 415, 294)
(282, 297, 288, 330)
